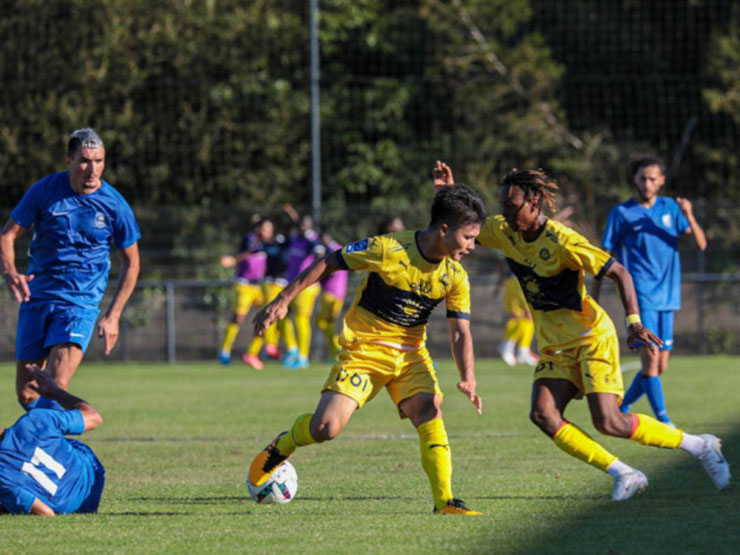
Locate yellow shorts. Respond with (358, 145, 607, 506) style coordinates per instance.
(322, 342, 443, 417)
(534, 332, 624, 400)
(317, 292, 344, 323)
(234, 283, 263, 316)
(503, 277, 528, 318)
(291, 283, 321, 317)
(261, 280, 285, 304)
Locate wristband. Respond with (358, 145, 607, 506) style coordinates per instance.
(625, 314, 641, 327)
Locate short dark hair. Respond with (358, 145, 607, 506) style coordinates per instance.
(630, 155, 665, 179)
(429, 185, 486, 229)
(67, 128, 104, 158)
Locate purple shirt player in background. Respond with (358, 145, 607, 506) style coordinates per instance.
(0, 128, 141, 412)
(592, 155, 707, 425)
(218, 218, 273, 366)
(317, 235, 349, 360)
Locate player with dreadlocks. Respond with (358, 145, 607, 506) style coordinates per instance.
(433, 161, 730, 501)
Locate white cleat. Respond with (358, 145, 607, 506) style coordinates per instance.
(697, 434, 731, 490)
(517, 349, 540, 366)
(499, 343, 517, 366)
(611, 470, 648, 501)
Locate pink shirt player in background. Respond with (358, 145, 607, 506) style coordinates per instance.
(317, 234, 349, 360)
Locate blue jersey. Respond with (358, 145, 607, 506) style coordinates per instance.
(601, 197, 689, 311)
(0, 409, 97, 514)
(11, 171, 141, 309)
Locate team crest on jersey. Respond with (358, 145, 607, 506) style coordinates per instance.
(661, 214, 672, 228)
(94, 212, 107, 228)
(539, 248, 550, 260)
(345, 239, 369, 253)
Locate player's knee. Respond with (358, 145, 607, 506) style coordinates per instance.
(591, 412, 629, 437)
(529, 406, 558, 434)
(311, 417, 343, 442)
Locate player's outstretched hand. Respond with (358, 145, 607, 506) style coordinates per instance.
(457, 380, 482, 415)
(3, 271, 34, 302)
(27, 365, 60, 397)
(627, 323, 663, 354)
(253, 297, 289, 337)
(97, 313, 120, 356)
(433, 160, 455, 190)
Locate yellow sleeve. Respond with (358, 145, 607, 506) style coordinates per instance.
(338, 236, 385, 272)
(476, 215, 508, 249)
(445, 264, 471, 319)
(563, 233, 615, 277)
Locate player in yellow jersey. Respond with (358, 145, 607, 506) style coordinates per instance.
(248, 185, 486, 515)
(435, 162, 730, 500)
(492, 265, 538, 366)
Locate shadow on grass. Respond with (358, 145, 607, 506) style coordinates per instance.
(478, 424, 740, 554)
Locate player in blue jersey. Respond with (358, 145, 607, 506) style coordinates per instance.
(1, 128, 141, 411)
(592, 156, 706, 425)
(0, 366, 104, 516)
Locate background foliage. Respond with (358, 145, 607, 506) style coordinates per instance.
(1, 0, 739, 274)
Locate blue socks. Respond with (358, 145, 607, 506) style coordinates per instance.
(620, 373, 671, 423)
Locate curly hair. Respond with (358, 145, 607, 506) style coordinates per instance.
(501, 169, 558, 213)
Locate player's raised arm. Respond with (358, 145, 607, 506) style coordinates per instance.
(27, 366, 103, 431)
(449, 317, 482, 414)
(0, 218, 34, 303)
(676, 197, 707, 251)
(253, 250, 343, 336)
(601, 261, 663, 354)
(433, 160, 455, 191)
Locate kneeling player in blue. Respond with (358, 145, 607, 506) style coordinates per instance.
(593, 156, 707, 425)
(0, 367, 104, 516)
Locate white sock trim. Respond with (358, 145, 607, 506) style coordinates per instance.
(680, 433, 705, 457)
(607, 459, 635, 477)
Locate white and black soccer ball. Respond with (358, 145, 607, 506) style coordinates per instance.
(247, 461, 298, 504)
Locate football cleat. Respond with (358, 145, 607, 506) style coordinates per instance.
(697, 434, 731, 490)
(217, 351, 231, 366)
(433, 498, 482, 516)
(282, 348, 299, 367)
(264, 344, 280, 360)
(248, 432, 290, 487)
(611, 470, 648, 501)
(285, 356, 309, 370)
(241, 353, 264, 371)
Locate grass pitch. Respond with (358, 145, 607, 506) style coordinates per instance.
(1, 356, 738, 553)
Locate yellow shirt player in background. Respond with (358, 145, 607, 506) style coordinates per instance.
(249, 185, 486, 515)
(492, 268, 538, 366)
(434, 162, 730, 500)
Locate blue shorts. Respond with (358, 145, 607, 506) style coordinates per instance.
(636, 309, 674, 352)
(69, 439, 106, 513)
(16, 302, 99, 361)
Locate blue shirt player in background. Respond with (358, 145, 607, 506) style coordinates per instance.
(0, 128, 141, 411)
(0, 366, 104, 516)
(592, 155, 707, 425)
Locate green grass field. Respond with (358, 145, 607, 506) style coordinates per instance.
(1, 357, 739, 553)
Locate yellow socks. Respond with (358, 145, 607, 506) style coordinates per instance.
(295, 315, 312, 358)
(417, 419, 454, 510)
(280, 319, 298, 351)
(518, 318, 534, 349)
(552, 421, 617, 472)
(629, 413, 683, 449)
(275, 413, 316, 456)
(221, 323, 240, 353)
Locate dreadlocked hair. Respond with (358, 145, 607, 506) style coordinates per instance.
(501, 169, 559, 213)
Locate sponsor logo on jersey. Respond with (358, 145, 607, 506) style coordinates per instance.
(662, 214, 672, 228)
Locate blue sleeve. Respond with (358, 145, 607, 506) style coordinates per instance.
(600, 207, 621, 251)
(112, 199, 141, 249)
(10, 181, 44, 229)
(0, 485, 35, 514)
(30, 409, 85, 436)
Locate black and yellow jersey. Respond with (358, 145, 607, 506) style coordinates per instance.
(336, 230, 471, 349)
(478, 215, 617, 351)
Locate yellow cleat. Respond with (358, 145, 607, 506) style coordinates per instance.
(433, 498, 482, 516)
(248, 432, 289, 487)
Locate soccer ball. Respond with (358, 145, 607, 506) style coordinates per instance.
(246, 461, 298, 504)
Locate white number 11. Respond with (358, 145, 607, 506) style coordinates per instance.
(21, 447, 66, 496)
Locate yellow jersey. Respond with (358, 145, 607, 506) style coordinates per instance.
(478, 215, 617, 351)
(337, 230, 471, 349)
